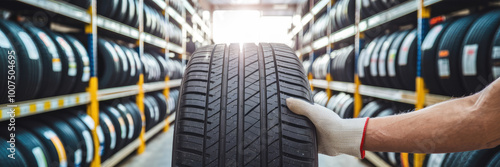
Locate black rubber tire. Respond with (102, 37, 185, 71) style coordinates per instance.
(462, 147, 500, 167)
(4, 127, 51, 167)
(99, 111, 116, 161)
(0, 136, 29, 167)
(111, 0, 128, 22)
(387, 30, 410, 89)
(172, 43, 318, 166)
(22, 23, 62, 98)
(72, 110, 106, 158)
(98, 38, 121, 88)
(110, 42, 129, 86)
(436, 15, 479, 96)
(46, 30, 78, 95)
(378, 32, 399, 88)
(121, 45, 138, 86)
(486, 151, 500, 167)
(20, 120, 67, 167)
(397, 29, 418, 91)
(63, 34, 90, 93)
(39, 115, 84, 167)
(121, 98, 143, 140)
(69, 0, 90, 9)
(460, 10, 500, 93)
(126, 0, 136, 26)
(0, 19, 42, 102)
(56, 112, 95, 167)
(421, 22, 452, 95)
(102, 104, 128, 151)
(369, 34, 388, 87)
(0, 24, 16, 104)
(97, 0, 118, 18)
(144, 95, 160, 130)
(425, 153, 446, 167)
(113, 101, 136, 142)
(361, 38, 380, 85)
(151, 92, 168, 121)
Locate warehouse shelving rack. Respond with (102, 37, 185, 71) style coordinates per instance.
(0, 0, 211, 166)
(290, 0, 454, 166)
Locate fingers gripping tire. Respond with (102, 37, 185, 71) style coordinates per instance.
(172, 43, 318, 167)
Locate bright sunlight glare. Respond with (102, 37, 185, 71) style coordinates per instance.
(213, 10, 293, 45)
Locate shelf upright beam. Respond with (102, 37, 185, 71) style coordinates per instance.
(414, 0, 431, 166)
(308, 0, 315, 91)
(325, 0, 335, 98)
(181, 2, 187, 66)
(136, 0, 146, 155)
(163, 0, 171, 132)
(85, 0, 100, 166)
(353, 0, 364, 118)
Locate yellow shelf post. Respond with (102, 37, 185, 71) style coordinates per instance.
(413, 0, 431, 166)
(163, 76, 170, 132)
(85, 0, 100, 166)
(136, 0, 146, 155)
(163, 0, 171, 133)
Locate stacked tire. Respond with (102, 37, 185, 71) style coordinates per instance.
(357, 10, 500, 96)
(0, 19, 90, 103)
(309, 45, 354, 82)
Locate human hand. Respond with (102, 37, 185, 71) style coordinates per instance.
(286, 98, 370, 158)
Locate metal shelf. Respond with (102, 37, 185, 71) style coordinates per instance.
(365, 151, 391, 167)
(17, 0, 91, 23)
(102, 118, 172, 167)
(144, 33, 167, 48)
(0, 92, 90, 121)
(0, 79, 182, 122)
(182, 0, 211, 35)
(311, 79, 451, 106)
(97, 16, 140, 39)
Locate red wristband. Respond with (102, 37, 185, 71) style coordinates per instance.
(360, 117, 370, 159)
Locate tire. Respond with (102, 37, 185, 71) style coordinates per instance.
(121, 98, 143, 140)
(113, 101, 136, 142)
(421, 22, 452, 95)
(425, 153, 446, 167)
(437, 15, 479, 96)
(98, 38, 121, 88)
(63, 34, 90, 93)
(56, 112, 95, 167)
(369, 34, 388, 87)
(111, 42, 129, 86)
(0, 24, 16, 104)
(72, 110, 106, 157)
(99, 111, 117, 161)
(20, 120, 67, 167)
(102, 104, 128, 151)
(5, 127, 51, 167)
(397, 29, 418, 91)
(378, 32, 399, 88)
(39, 115, 84, 167)
(97, 0, 118, 18)
(460, 10, 500, 93)
(172, 43, 318, 166)
(111, 0, 128, 22)
(46, 30, 78, 95)
(387, 30, 410, 89)
(361, 38, 380, 85)
(486, 151, 500, 167)
(492, 26, 500, 80)
(22, 23, 62, 98)
(0, 136, 28, 167)
(0, 19, 42, 102)
(69, 0, 90, 9)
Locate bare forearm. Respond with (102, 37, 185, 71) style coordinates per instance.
(363, 94, 500, 153)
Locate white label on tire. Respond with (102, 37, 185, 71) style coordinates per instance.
(427, 153, 446, 167)
(370, 54, 378, 76)
(422, 25, 443, 50)
(438, 58, 450, 77)
(387, 49, 397, 77)
(73, 40, 90, 82)
(462, 44, 478, 76)
(53, 60, 62, 72)
(82, 67, 90, 82)
(74, 149, 82, 167)
(398, 32, 416, 66)
(81, 115, 95, 130)
(81, 130, 94, 163)
(43, 131, 68, 167)
(103, 118, 116, 149)
(68, 62, 77, 76)
(57, 36, 77, 76)
(32, 147, 48, 167)
(492, 46, 500, 59)
(18, 31, 40, 60)
(126, 113, 134, 139)
(0, 30, 11, 48)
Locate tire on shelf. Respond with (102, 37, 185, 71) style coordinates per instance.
(99, 111, 117, 161)
(436, 14, 479, 96)
(460, 10, 500, 93)
(98, 38, 121, 88)
(39, 115, 84, 167)
(56, 112, 95, 167)
(63, 34, 90, 93)
(0, 136, 28, 167)
(486, 151, 500, 167)
(125, 0, 136, 26)
(151, 92, 168, 121)
(121, 46, 138, 86)
(122, 98, 143, 139)
(172, 43, 318, 166)
(421, 22, 453, 95)
(112, 0, 128, 22)
(378, 32, 399, 88)
(0, 19, 42, 102)
(4, 127, 51, 167)
(46, 31, 78, 95)
(425, 153, 446, 167)
(97, 0, 119, 18)
(69, 0, 91, 9)
(361, 38, 380, 85)
(102, 104, 128, 151)
(113, 101, 136, 143)
(72, 110, 106, 157)
(387, 30, 410, 89)
(397, 29, 418, 91)
(110, 42, 130, 86)
(22, 23, 62, 98)
(20, 121, 67, 167)
(0, 24, 16, 104)
(339, 97, 354, 118)
(369, 34, 389, 87)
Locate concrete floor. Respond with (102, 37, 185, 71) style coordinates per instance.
(118, 126, 371, 167)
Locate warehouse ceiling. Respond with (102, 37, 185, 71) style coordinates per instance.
(206, 0, 304, 16)
(207, 0, 306, 4)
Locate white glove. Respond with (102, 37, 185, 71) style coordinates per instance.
(286, 98, 370, 158)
